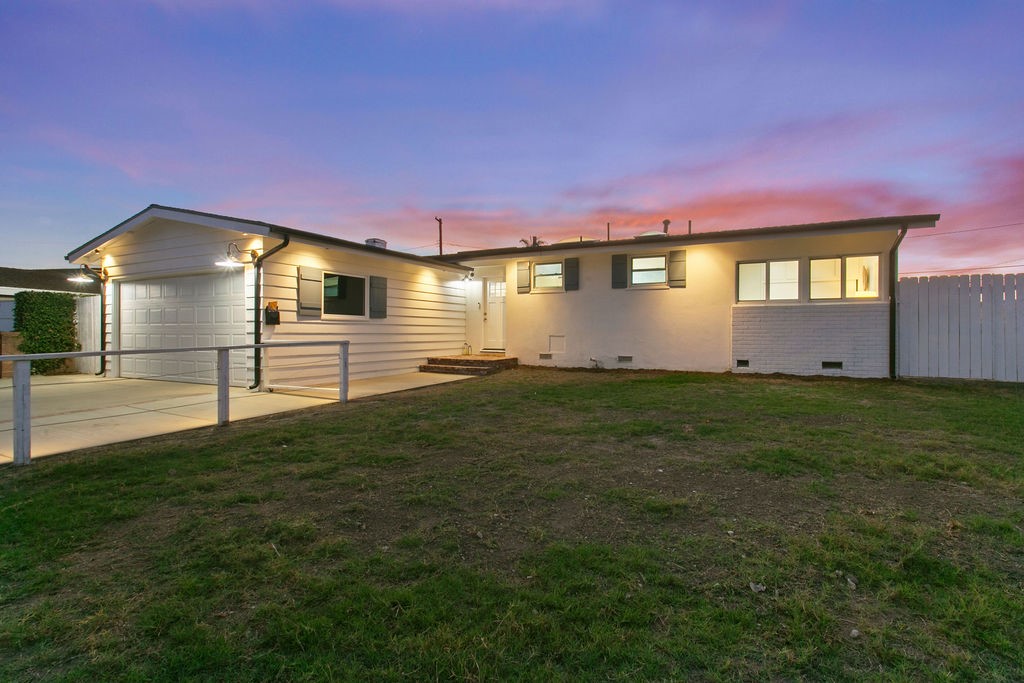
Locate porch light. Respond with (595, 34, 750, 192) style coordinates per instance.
(216, 242, 259, 267)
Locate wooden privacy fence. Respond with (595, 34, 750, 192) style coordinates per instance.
(898, 274, 1023, 381)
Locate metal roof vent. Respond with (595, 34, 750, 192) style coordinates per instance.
(365, 238, 387, 249)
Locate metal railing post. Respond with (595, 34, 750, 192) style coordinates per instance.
(217, 348, 230, 425)
(13, 360, 31, 465)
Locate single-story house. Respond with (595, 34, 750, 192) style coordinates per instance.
(65, 204, 938, 386)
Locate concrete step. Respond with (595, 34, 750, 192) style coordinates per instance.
(418, 363, 496, 376)
(424, 355, 518, 370)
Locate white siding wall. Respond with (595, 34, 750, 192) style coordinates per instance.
(463, 228, 899, 376)
(93, 219, 260, 382)
(258, 241, 466, 384)
(87, 217, 466, 386)
(732, 304, 889, 377)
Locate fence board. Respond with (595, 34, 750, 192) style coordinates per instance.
(957, 275, 971, 378)
(899, 273, 1024, 382)
(936, 277, 949, 376)
(899, 278, 918, 375)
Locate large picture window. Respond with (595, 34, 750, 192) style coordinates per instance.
(323, 272, 366, 316)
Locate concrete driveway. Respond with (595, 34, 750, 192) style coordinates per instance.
(0, 372, 469, 464)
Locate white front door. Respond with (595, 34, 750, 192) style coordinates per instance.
(482, 279, 506, 351)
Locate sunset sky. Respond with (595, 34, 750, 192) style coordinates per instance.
(2, 0, 1022, 275)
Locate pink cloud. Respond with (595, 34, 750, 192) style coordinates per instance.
(33, 126, 197, 183)
(901, 154, 1024, 275)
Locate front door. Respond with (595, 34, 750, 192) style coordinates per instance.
(482, 279, 506, 351)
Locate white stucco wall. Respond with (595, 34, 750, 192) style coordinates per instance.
(460, 227, 900, 377)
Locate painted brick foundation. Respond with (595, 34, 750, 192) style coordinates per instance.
(732, 303, 889, 378)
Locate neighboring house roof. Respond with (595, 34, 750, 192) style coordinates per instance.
(441, 214, 940, 261)
(66, 204, 470, 272)
(0, 266, 101, 295)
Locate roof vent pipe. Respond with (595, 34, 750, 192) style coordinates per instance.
(662, 219, 671, 234)
(365, 238, 387, 249)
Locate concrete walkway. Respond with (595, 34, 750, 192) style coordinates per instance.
(0, 372, 470, 464)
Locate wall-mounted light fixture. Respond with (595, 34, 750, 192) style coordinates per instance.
(67, 265, 108, 283)
(216, 242, 259, 268)
(462, 269, 475, 281)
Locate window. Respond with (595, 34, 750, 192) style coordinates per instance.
(809, 255, 880, 300)
(323, 272, 366, 316)
(737, 262, 767, 301)
(846, 255, 879, 298)
(810, 258, 841, 299)
(630, 255, 667, 285)
(533, 262, 563, 289)
(737, 260, 799, 301)
(613, 251, 684, 289)
(769, 260, 799, 300)
(517, 259, 578, 293)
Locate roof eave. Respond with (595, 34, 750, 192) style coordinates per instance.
(443, 213, 941, 261)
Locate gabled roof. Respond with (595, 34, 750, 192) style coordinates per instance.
(0, 267, 101, 295)
(440, 214, 940, 261)
(66, 204, 470, 272)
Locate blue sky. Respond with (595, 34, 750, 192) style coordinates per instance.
(2, 0, 1023, 273)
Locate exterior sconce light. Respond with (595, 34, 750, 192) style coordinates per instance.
(216, 242, 259, 267)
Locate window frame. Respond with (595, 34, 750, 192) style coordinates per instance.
(532, 261, 564, 291)
(736, 259, 800, 302)
(737, 253, 884, 304)
(809, 253, 881, 301)
(321, 271, 368, 319)
(629, 254, 668, 287)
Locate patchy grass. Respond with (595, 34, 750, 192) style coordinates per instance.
(1, 368, 1022, 681)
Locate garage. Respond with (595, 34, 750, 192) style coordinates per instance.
(118, 271, 250, 385)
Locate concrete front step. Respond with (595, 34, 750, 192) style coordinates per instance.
(418, 363, 496, 376)
(419, 354, 519, 376)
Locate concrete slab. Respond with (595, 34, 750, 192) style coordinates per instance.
(0, 371, 472, 464)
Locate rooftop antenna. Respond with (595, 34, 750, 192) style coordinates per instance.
(435, 216, 443, 255)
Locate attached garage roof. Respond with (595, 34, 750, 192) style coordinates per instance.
(66, 204, 470, 272)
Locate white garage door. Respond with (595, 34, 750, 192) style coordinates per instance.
(119, 272, 249, 385)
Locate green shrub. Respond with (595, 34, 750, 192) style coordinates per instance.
(13, 291, 80, 374)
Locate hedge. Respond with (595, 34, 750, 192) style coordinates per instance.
(13, 291, 80, 374)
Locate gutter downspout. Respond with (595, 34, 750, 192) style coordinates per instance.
(249, 234, 290, 390)
(888, 225, 909, 380)
(83, 265, 108, 376)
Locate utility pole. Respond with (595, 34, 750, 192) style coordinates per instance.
(435, 216, 443, 255)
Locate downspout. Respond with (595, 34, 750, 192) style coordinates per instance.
(249, 234, 290, 390)
(83, 265, 108, 376)
(888, 225, 909, 380)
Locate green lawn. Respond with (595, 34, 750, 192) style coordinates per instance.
(2, 368, 1022, 681)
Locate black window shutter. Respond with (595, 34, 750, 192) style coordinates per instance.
(369, 276, 387, 318)
(668, 250, 687, 288)
(564, 257, 579, 291)
(298, 267, 323, 315)
(611, 254, 627, 289)
(517, 261, 531, 294)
